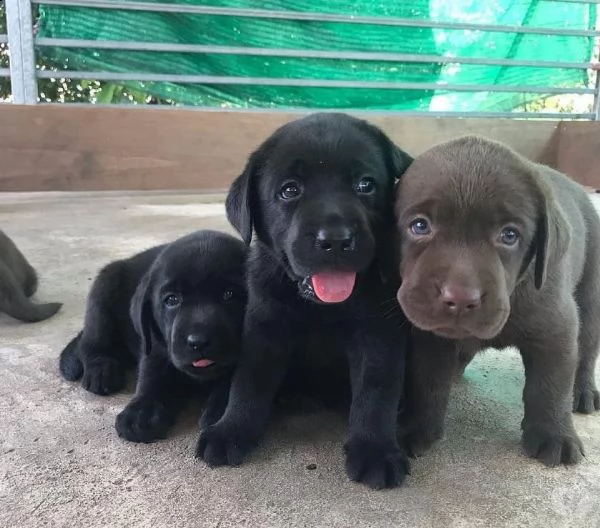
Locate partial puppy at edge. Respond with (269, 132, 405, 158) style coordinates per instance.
(0, 229, 62, 323)
(395, 135, 600, 467)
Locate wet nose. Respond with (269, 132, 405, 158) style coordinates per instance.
(315, 226, 356, 253)
(186, 334, 210, 352)
(440, 285, 483, 313)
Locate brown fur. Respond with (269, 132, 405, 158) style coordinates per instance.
(395, 135, 600, 466)
(0, 230, 61, 322)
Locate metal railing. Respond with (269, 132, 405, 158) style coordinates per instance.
(3, 0, 600, 119)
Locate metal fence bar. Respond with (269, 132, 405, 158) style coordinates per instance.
(35, 70, 597, 94)
(0, 69, 12, 77)
(32, 0, 600, 37)
(5, 0, 38, 104)
(35, 38, 598, 71)
(594, 68, 600, 120)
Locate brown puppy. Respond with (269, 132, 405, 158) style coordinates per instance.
(0, 230, 61, 322)
(395, 135, 600, 467)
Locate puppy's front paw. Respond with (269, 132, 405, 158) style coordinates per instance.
(344, 437, 410, 490)
(195, 422, 258, 467)
(522, 425, 584, 466)
(573, 385, 600, 414)
(115, 398, 175, 443)
(82, 357, 125, 395)
(403, 426, 442, 458)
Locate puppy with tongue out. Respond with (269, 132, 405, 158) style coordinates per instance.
(196, 112, 414, 490)
(309, 272, 356, 303)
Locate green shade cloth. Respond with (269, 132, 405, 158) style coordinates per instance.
(37, 0, 596, 110)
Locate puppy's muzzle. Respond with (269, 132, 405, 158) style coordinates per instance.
(185, 333, 216, 368)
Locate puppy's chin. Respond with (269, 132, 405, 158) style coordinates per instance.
(180, 362, 233, 381)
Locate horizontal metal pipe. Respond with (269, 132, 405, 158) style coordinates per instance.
(0, 68, 11, 77)
(0, 35, 9, 44)
(31, 0, 600, 37)
(35, 70, 596, 94)
(34, 38, 598, 70)
(36, 102, 595, 119)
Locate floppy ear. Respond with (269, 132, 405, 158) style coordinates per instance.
(531, 170, 572, 290)
(226, 151, 261, 246)
(130, 271, 164, 356)
(358, 120, 413, 182)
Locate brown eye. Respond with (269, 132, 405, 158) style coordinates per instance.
(280, 181, 302, 200)
(356, 177, 376, 194)
(409, 218, 431, 236)
(500, 227, 520, 246)
(164, 294, 181, 307)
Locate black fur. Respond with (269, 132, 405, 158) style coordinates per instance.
(59, 230, 247, 444)
(196, 113, 413, 489)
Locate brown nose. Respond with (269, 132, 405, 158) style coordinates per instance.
(440, 285, 482, 313)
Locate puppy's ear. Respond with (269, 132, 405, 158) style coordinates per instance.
(130, 271, 164, 355)
(358, 120, 413, 182)
(226, 151, 261, 246)
(531, 169, 571, 290)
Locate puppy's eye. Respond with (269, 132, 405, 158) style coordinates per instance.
(499, 227, 520, 246)
(409, 218, 431, 236)
(222, 289, 235, 302)
(355, 177, 376, 195)
(279, 181, 302, 200)
(163, 294, 182, 307)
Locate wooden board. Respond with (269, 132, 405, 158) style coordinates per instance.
(0, 105, 598, 192)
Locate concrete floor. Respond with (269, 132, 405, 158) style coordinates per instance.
(1, 191, 600, 528)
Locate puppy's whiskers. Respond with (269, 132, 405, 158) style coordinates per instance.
(380, 297, 399, 308)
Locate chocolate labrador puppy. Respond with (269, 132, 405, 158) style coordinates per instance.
(59, 230, 247, 443)
(395, 135, 600, 466)
(196, 112, 413, 489)
(0, 230, 61, 322)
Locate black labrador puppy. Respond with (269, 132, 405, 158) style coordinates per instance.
(196, 113, 413, 489)
(59, 230, 247, 443)
(0, 229, 61, 322)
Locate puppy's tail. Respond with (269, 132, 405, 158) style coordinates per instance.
(59, 332, 84, 381)
(0, 262, 62, 322)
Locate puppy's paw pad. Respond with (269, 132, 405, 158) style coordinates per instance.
(573, 387, 600, 414)
(195, 424, 256, 467)
(522, 427, 584, 466)
(115, 399, 174, 443)
(344, 438, 409, 490)
(81, 358, 125, 396)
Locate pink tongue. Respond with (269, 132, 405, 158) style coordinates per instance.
(192, 359, 215, 368)
(311, 272, 357, 303)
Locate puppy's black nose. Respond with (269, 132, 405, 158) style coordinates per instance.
(315, 226, 356, 253)
(186, 334, 210, 351)
(440, 285, 483, 313)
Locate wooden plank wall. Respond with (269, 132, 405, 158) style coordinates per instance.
(0, 105, 598, 192)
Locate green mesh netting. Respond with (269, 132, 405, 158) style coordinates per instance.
(36, 0, 596, 111)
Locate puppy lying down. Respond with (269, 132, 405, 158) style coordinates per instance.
(59, 230, 246, 444)
(0, 230, 61, 322)
(395, 136, 600, 466)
